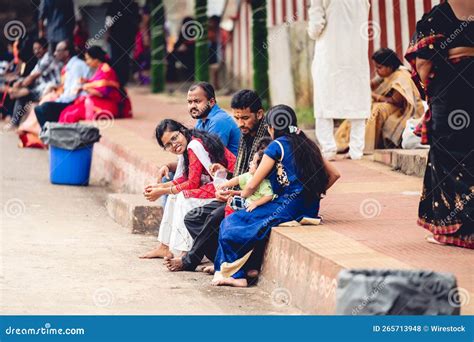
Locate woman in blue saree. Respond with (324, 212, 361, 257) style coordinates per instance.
(212, 105, 341, 287)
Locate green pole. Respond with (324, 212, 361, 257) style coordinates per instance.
(150, 0, 166, 93)
(251, 0, 270, 108)
(194, 0, 209, 82)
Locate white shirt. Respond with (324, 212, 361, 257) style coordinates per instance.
(56, 56, 91, 103)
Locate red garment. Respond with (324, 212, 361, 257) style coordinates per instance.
(18, 132, 46, 149)
(58, 63, 130, 123)
(172, 139, 236, 199)
(73, 29, 88, 53)
(224, 205, 235, 217)
(134, 30, 144, 60)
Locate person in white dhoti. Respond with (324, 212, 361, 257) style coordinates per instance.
(140, 119, 236, 258)
(308, 0, 371, 160)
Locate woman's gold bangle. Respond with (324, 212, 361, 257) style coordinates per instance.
(169, 186, 174, 195)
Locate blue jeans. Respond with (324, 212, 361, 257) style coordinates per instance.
(161, 172, 175, 206)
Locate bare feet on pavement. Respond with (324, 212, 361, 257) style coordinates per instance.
(139, 244, 172, 259)
(211, 275, 248, 287)
(164, 256, 185, 272)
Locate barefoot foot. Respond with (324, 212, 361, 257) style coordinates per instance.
(164, 256, 185, 272)
(139, 244, 171, 259)
(211, 277, 248, 287)
(202, 265, 215, 275)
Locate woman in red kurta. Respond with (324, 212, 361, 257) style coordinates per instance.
(141, 119, 236, 258)
(58, 46, 132, 123)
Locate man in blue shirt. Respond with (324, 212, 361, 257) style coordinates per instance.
(188, 82, 240, 155)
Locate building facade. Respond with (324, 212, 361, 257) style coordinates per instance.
(222, 0, 444, 108)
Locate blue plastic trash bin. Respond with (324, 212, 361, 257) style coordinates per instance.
(49, 145, 93, 185)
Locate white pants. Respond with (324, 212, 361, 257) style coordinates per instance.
(158, 193, 214, 254)
(315, 118, 366, 160)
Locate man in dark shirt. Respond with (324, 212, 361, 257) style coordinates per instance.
(164, 89, 269, 273)
(38, 0, 75, 53)
(106, 0, 140, 86)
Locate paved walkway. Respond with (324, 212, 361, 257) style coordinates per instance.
(111, 86, 474, 312)
(326, 159, 473, 304)
(2, 86, 472, 314)
(0, 130, 299, 315)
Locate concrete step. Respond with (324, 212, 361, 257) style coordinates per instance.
(259, 225, 412, 314)
(373, 149, 429, 177)
(260, 225, 474, 315)
(89, 123, 177, 194)
(106, 193, 163, 235)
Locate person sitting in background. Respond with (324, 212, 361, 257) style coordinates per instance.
(166, 17, 195, 82)
(73, 19, 89, 54)
(132, 8, 151, 85)
(0, 42, 14, 120)
(1, 37, 37, 123)
(142, 119, 236, 259)
(19, 40, 91, 148)
(8, 38, 60, 128)
(52, 46, 131, 125)
(336, 48, 424, 154)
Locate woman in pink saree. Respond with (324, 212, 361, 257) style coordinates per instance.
(59, 46, 132, 123)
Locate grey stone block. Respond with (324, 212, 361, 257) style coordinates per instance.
(106, 193, 163, 235)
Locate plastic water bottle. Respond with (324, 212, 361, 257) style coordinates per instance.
(213, 169, 227, 188)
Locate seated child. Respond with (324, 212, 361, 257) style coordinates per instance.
(217, 138, 274, 216)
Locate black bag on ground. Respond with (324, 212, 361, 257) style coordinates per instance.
(40, 122, 101, 150)
(336, 269, 461, 315)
